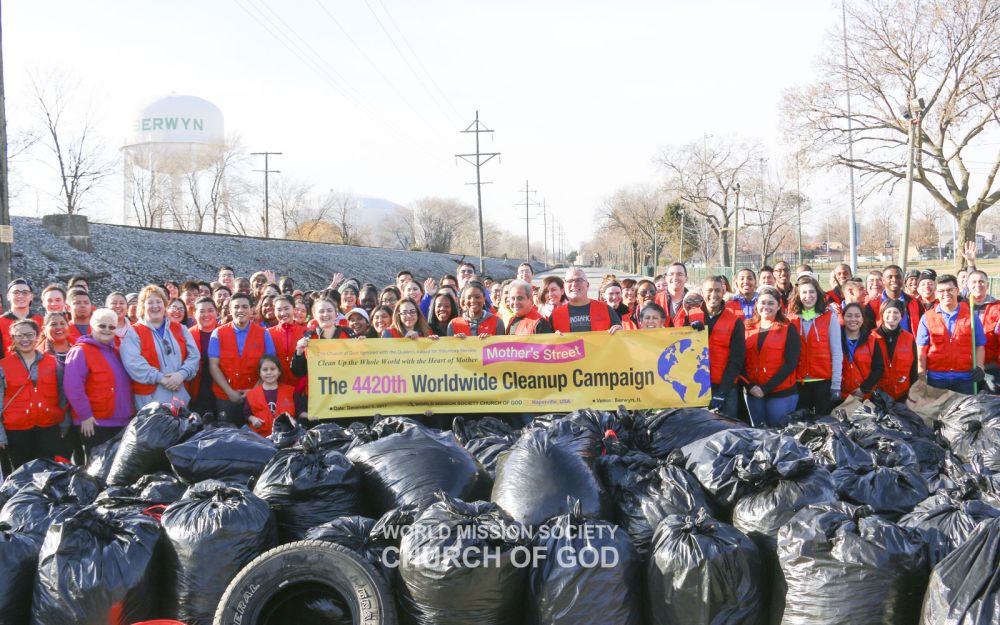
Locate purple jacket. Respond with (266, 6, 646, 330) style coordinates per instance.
(64, 335, 135, 427)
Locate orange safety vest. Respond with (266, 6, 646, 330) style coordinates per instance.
(744, 322, 796, 393)
(449, 315, 500, 336)
(550, 300, 611, 333)
(130, 321, 189, 396)
(267, 323, 306, 386)
(878, 329, 915, 401)
(790, 310, 834, 381)
(924, 303, 975, 374)
(508, 308, 545, 335)
(0, 313, 44, 354)
(841, 333, 878, 399)
(979, 302, 1000, 369)
(74, 342, 117, 420)
(0, 352, 63, 430)
(245, 383, 295, 437)
(213, 323, 267, 399)
(708, 308, 739, 386)
(66, 323, 90, 346)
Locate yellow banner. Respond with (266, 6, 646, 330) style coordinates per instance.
(307, 327, 710, 419)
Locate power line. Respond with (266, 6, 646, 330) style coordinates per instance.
(251, 151, 282, 238)
(516, 180, 539, 261)
(456, 111, 500, 274)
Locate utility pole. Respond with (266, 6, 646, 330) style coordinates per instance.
(679, 208, 685, 262)
(0, 4, 11, 293)
(732, 183, 741, 276)
(456, 111, 499, 274)
(899, 96, 924, 271)
(251, 151, 281, 239)
(551, 213, 557, 265)
(516, 180, 538, 261)
(842, 0, 859, 272)
(540, 199, 549, 266)
(760, 157, 768, 265)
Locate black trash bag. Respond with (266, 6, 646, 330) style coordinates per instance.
(82, 430, 124, 485)
(731, 458, 837, 549)
(0, 458, 69, 508)
(525, 416, 606, 461)
(598, 451, 714, 556)
(528, 501, 643, 625)
(777, 501, 928, 625)
(0, 467, 101, 538)
(899, 491, 1000, 565)
(921, 517, 1000, 625)
(303, 514, 399, 587)
(267, 413, 306, 449)
(253, 447, 363, 542)
(936, 395, 1000, 470)
(848, 425, 948, 478)
(848, 394, 938, 441)
(300, 421, 362, 454)
(452, 415, 515, 444)
(783, 421, 871, 469)
(646, 509, 765, 625)
(166, 426, 277, 485)
(633, 408, 746, 459)
(465, 435, 516, 478)
(347, 427, 491, 515)
(680, 428, 813, 511)
(106, 403, 201, 486)
(398, 495, 529, 625)
(31, 505, 162, 625)
(161, 480, 277, 625)
(370, 415, 429, 437)
(0, 522, 41, 625)
(492, 427, 611, 527)
(97, 471, 187, 509)
(832, 439, 930, 519)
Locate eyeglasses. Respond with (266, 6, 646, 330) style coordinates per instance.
(637, 290, 655, 296)
(11, 333, 36, 341)
(9, 290, 30, 296)
(566, 278, 588, 284)
(399, 310, 418, 317)
(94, 324, 115, 330)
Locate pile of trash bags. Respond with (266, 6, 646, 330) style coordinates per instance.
(4, 391, 1000, 624)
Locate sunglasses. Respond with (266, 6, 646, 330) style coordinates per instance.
(637, 290, 655, 296)
(95, 324, 116, 331)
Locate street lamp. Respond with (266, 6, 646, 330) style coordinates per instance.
(678, 207, 685, 263)
(732, 183, 741, 277)
(899, 95, 925, 271)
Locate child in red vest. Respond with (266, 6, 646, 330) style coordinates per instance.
(243, 355, 297, 437)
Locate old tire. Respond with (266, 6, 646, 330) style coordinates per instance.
(214, 540, 396, 625)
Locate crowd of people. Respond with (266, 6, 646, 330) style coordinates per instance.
(0, 244, 994, 471)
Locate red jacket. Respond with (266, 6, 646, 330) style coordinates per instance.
(790, 310, 835, 381)
(213, 323, 267, 399)
(978, 301, 1000, 369)
(745, 322, 796, 393)
(267, 322, 307, 386)
(841, 333, 878, 399)
(245, 384, 295, 437)
(708, 308, 739, 386)
(0, 352, 63, 430)
(550, 300, 611, 333)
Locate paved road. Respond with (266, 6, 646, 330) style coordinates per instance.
(535, 266, 642, 298)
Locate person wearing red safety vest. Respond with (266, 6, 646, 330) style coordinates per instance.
(725, 268, 758, 321)
(909, 270, 939, 334)
(208, 293, 277, 426)
(188, 297, 219, 415)
(875, 299, 918, 401)
(966, 269, 1000, 388)
(267, 295, 306, 386)
(0, 279, 44, 355)
(66, 289, 93, 345)
(505, 280, 553, 335)
(743, 286, 801, 427)
(121, 285, 200, 411)
(787, 275, 843, 416)
(243, 355, 299, 437)
(702, 277, 745, 420)
(550, 268, 622, 334)
(448, 282, 505, 337)
(621, 279, 658, 329)
(839, 303, 884, 400)
(0, 319, 71, 469)
(290, 297, 355, 415)
(654, 263, 689, 325)
(916, 274, 986, 395)
(825, 263, 852, 307)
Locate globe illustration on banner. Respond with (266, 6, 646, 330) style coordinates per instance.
(657, 338, 712, 401)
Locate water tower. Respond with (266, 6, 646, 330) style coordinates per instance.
(121, 94, 225, 228)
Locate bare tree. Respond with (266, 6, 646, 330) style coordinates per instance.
(783, 0, 1000, 267)
(30, 73, 116, 215)
(187, 136, 246, 233)
(411, 197, 473, 253)
(268, 177, 313, 239)
(658, 137, 763, 268)
(128, 165, 167, 228)
(325, 190, 366, 246)
(598, 184, 671, 270)
(378, 206, 417, 249)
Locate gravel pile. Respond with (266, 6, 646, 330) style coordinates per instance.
(11, 216, 542, 300)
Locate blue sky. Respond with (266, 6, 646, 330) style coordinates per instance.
(4, 0, 846, 247)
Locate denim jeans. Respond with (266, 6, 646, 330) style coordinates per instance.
(746, 392, 800, 428)
(927, 377, 975, 395)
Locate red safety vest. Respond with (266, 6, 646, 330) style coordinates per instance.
(213, 323, 267, 399)
(66, 323, 90, 345)
(790, 310, 834, 381)
(74, 342, 117, 420)
(245, 384, 296, 437)
(924, 303, 974, 374)
(841, 333, 878, 399)
(979, 302, 1000, 369)
(449, 315, 500, 336)
(654, 291, 686, 325)
(744, 322, 796, 393)
(186, 326, 215, 401)
(550, 300, 611, 332)
(909, 298, 936, 336)
(878, 329, 916, 401)
(130, 321, 189, 396)
(0, 352, 63, 430)
(267, 322, 306, 386)
(708, 308, 738, 385)
(0, 313, 44, 354)
(508, 308, 545, 335)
